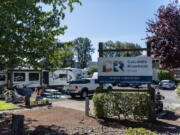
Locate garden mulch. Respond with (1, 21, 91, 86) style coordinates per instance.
(0, 107, 180, 135)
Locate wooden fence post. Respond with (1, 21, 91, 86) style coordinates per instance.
(98, 42, 104, 91)
(147, 41, 156, 120)
(11, 114, 24, 135)
(85, 97, 89, 116)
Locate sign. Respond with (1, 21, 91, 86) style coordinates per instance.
(98, 57, 152, 84)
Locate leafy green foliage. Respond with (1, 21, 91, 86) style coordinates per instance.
(157, 70, 171, 81)
(87, 66, 97, 75)
(30, 99, 50, 105)
(103, 41, 142, 57)
(93, 93, 108, 118)
(59, 42, 75, 68)
(42, 41, 75, 68)
(40, 99, 50, 104)
(74, 37, 95, 68)
(93, 92, 152, 120)
(177, 86, 180, 97)
(125, 128, 157, 135)
(0, 101, 17, 111)
(0, 0, 81, 70)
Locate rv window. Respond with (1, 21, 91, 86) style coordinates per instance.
(14, 73, 25, 82)
(0, 75, 5, 81)
(29, 73, 39, 81)
(59, 74, 67, 78)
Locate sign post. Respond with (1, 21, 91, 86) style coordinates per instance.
(98, 42, 156, 120)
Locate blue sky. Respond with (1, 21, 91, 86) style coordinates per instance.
(58, 0, 171, 61)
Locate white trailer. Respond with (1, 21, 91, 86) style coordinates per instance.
(7, 68, 87, 89)
(7, 69, 42, 89)
(46, 68, 86, 89)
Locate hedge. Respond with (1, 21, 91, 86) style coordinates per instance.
(157, 70, 171, 81)
(93, 92, 152, 120)
(177, 86, 180, 97)
(125, 128, 157, 135)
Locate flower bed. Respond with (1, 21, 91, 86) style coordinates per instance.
(19, 99, 52, 108)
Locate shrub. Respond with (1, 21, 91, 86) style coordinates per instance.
(125, 128, 157, 135)
(93, 93, 109, 118)
(87, 66, 97, 75)
(177, 86, 180, 97)
(157, 70, 171, 81)
(93, 92, 152, 120)
(40, 99, 49, 104)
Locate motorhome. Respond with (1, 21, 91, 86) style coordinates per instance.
(6, 68, 86, 89)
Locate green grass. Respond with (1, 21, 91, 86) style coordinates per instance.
(0, 101, 17, 111)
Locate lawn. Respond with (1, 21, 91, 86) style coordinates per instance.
(0, 101, 17, 111)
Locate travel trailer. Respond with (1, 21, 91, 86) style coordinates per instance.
(46, 68, 86, 89)
(6, 68, 86, 89)
(7, 69, 42, 89)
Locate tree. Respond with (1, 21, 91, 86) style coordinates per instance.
(0, 0, 81, 70)
(103, 41, 142, 57)
(146, 1, 180, 69)
(87, 66, 97, 75)
(74, 37, 94, 69)
(41, 41, 75, 69)
(58, 42, 75, 68)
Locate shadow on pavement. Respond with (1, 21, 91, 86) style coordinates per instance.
(24, 118, 68, 135)
(96, 110, 180, 134)
(70, 96, 93, 101)
(27, 125, 68, 135)
(0, 113, 12, 135)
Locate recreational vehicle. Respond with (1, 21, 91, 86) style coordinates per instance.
(6, 68, 86, 89)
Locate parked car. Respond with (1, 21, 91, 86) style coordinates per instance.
(65, 78, 112, 98)
(159, 80, 175, 89)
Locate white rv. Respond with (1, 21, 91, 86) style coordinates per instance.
(7, 69, 42, 89)
(7, 68, 86, 89)
(47, 68, 86, 89)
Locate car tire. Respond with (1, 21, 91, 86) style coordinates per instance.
(81, 90, 88, 99)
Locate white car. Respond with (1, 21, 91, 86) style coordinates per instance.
(159, 80, 175, 89)
(65, 78, 112, 98)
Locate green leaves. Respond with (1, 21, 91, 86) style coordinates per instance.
(0, 0, 81, 70)
(93, 92, 152, 120)
(74, 37, 95, 68)
(103, 41, 142, 57)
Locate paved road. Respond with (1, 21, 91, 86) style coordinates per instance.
(159, 88, 180, 110)
(52, 86, 180, 112)
(52, 96, 94, 114)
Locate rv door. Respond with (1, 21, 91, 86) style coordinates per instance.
(43, 71, 49, 85)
